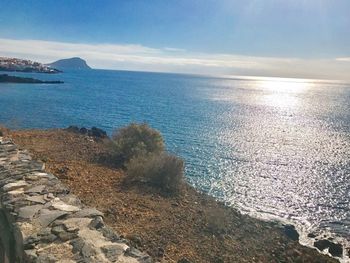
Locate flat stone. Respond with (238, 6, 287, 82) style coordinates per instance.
(8, 188, 25, 195)
(26, 195, 46, 204)
(51, 200, 80, 212)
(3, 180, 27, 191)
(73, 208, 103, 218)
(38, 209, 68, 227)
(25, 185, 46, 194)
(101, 244, 124, 261)
(18, 204, 44, 219)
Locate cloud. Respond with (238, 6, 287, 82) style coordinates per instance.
(0, 38, 349, 80)
(163, 47, 187, 52)
(336, 57, 350, 62)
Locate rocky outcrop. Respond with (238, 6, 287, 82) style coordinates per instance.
(0, 137, 152, 262)
(314, 239, 343, 258)
(0, 74, 64, 84)
(65, 126, 108, 139)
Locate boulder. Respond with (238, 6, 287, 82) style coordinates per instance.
(314, 239, 343, 257)
(283, 224, 299, 241)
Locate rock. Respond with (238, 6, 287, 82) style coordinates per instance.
(8, 188, 25, 195)
(3, 180, 27, 191)
(80, 127, 88, 135)
(126, 233, 142, 246)
(51, 199, 80, 212)
(88, 127, 107, 138)
(38, 209, 68, 227)
(51, 225, 67, 235)
(125, 247, 146, 258)
(26, 195, 46, 204)
(283, 224, 299, 241)
(314, 239, 343, 257)
(18, 204, 44, 219)
(100, 226, 120, 242)
(66, 126, 107, 138)
(157, 247, 165, 257)
(38, 228, 57, 243)
(101, 244, 124, 261)
(65, 126, 80, 133)
(24, 235, 41, 249)
(0, 74, 63, 84)
(36, 254, 58, 263)
(24, 249, 38, 261)
(329, 242, 343, 257)
(25, 185, 46, 194)
(88, 216, 104, 229)
(72, 208, 103, 218)
(57, 231, 78, 241)
(307, 233, 317, 238)
(70, 238, 85, 254)
(81, 243, 96, 258)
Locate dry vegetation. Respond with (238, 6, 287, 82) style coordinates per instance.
(8, 128, 337, 263)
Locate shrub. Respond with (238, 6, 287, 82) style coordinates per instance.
(205, 206, 231, 235)
(126, 152, 184, 194)
(111, 123, 164, 163)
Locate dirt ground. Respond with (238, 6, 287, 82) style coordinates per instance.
(6, 128, 337, 263)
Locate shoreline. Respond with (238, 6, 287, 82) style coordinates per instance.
(1, 126, 343, 262)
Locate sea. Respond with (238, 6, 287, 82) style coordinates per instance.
(1, 69, 349, 255)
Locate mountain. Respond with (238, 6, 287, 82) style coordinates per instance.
(49, 57, 91, 70)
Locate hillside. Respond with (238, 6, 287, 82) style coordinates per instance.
(0, 57, 60, 73)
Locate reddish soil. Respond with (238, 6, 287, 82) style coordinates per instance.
(7, 128, 337, 263)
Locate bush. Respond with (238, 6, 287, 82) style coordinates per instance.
(111, 123, 164, 163)
(126, 152, 184, 194)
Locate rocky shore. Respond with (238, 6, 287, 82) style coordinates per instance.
(0, 74, 64, 84)
(0, 126, 341, 262)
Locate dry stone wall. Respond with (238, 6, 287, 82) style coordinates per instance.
(0, 136, 152, 263)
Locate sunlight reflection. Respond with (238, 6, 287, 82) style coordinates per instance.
(257, 78, 312, 109)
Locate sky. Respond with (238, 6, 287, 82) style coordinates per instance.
(0, 0, 349, 80)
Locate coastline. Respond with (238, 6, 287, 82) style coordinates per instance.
(0, 126, 341, 263)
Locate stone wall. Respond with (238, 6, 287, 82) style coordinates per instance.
(0, 136, 152, 263)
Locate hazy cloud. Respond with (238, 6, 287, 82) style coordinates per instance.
(336, 57, 350, 62)
(0, 38, 349, 81)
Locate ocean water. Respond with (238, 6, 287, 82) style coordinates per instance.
(1, 70, 350, 250)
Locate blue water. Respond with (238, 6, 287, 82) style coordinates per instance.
(1, 70, 350, 250)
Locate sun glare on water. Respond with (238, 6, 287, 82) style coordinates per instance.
(256, 77, 312, 109)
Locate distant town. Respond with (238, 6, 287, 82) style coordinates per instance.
(0, 57, 60, 73)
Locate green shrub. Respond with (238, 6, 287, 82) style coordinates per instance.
(126, 152, 184, 194)
(111, 123, 164, 163)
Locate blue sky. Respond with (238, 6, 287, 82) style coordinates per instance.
(0, 0, 349, 79)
